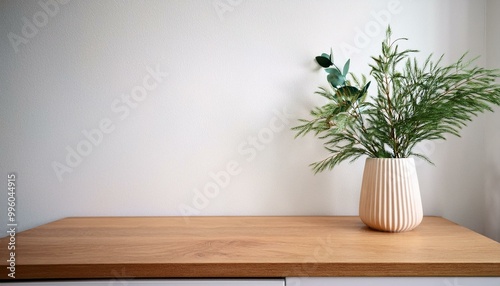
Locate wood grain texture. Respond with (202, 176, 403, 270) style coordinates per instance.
(1, 216, 499, 279)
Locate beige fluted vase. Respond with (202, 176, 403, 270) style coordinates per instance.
(359, 158, 423, 232)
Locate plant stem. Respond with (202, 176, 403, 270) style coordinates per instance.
(384, 71, 399, 158)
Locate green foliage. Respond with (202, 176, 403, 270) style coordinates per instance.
(293, 26, 500, 174)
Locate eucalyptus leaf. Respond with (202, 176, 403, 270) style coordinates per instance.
(324, 68, 341, 74)
(327, 72, 345, 88)
(343, 59, 350, 76)
(316, 56, 333, 68)
(336, 86, 360, 99)
(359, 82, 371, 102)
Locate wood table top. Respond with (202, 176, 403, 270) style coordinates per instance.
(1, 216, 500, 280)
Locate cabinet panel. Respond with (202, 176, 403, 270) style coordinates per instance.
(0, 279, 285, 286)
(286, 277, 500, 286)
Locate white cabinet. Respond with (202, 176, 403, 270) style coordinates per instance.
(0, 279, 285, 286)
(286, 277, 500, 286)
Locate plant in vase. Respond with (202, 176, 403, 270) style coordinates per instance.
(293, 27, 500, 232)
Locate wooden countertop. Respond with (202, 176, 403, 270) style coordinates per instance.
(1, 216, 500, 280)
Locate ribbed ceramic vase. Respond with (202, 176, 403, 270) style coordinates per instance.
(359, 158, 423, 232)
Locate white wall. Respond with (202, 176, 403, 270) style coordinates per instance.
(485, 0, 500, 242)
(0, 0, 498, 240)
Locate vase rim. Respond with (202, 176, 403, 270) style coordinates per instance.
(365, 157, 415, 161)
